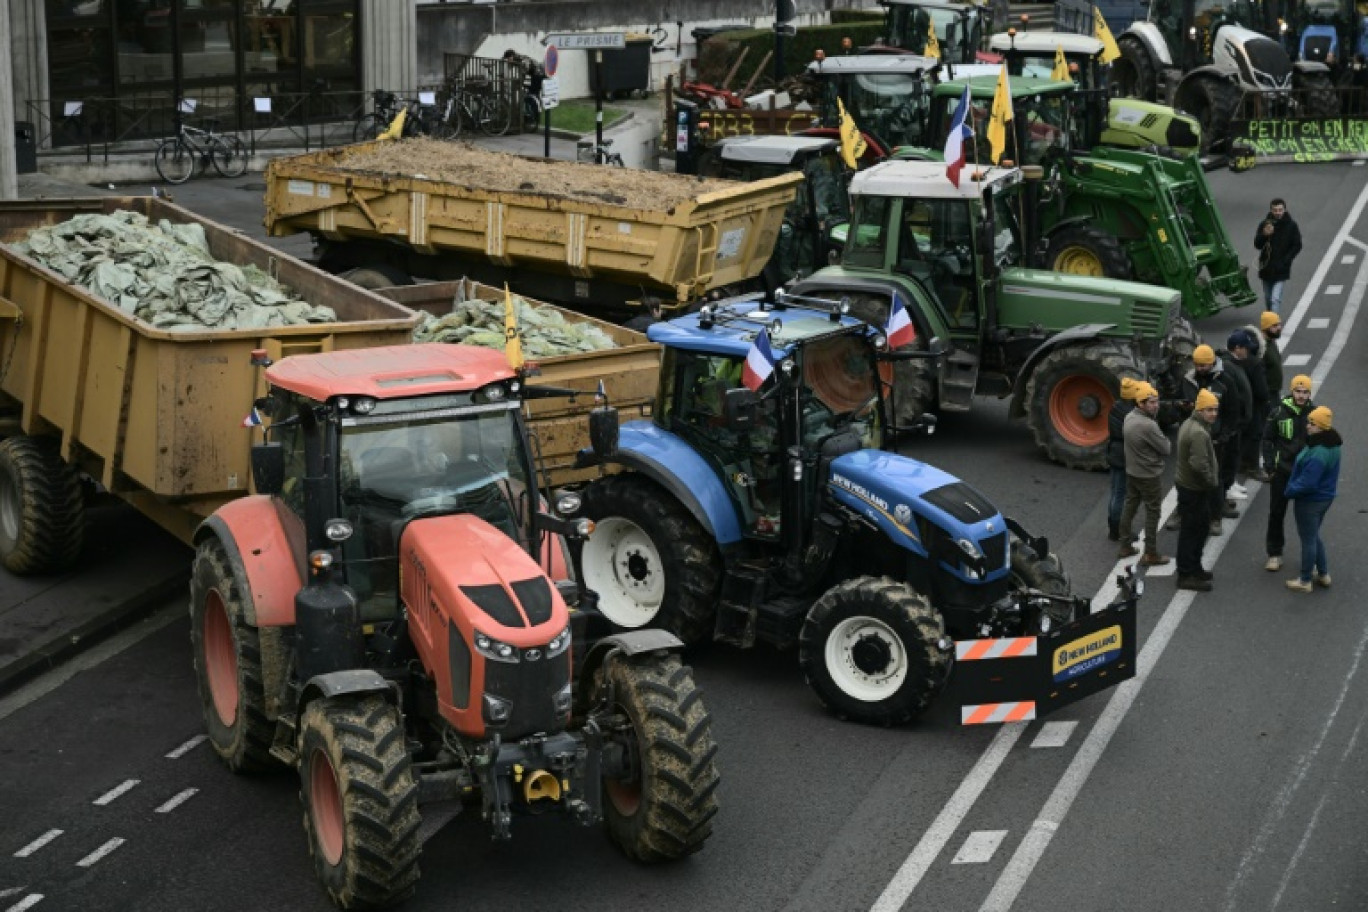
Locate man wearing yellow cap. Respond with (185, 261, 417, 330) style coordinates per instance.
(1117, 382, 1171, 565)
(1261, 374, 1316, 571)
(1283, 405, 1340, 592)
(1106, 376, 1141, 541)
(1175, 388, 1220, 591)
(1180, 343, 1240, 535)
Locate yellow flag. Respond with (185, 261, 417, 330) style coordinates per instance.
(503, 283, 524, 371)
(1052, 45, 1071, 81)
(987, 66, 1013, 164)
(836, 98, 868, 169)
(1094, 7, 1121, 64)
(376, 107, 407, 141)
(925, 22, 941, 60)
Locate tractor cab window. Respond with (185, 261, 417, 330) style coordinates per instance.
(336, 403, 533, 618)
(1015, 93, 1069, 165)
(805, 153, 851, 226)
(266, 389, 311, 518)
(798, 333, 883, 451)
(896, 197, 979, 329)
(990, 191, 1023, 267)
(829, 72, 928, 150)
(843, 194, 893, 268)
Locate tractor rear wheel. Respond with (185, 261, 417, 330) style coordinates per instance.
(798, 576, 949, 726)
(1010, 537, 1075, 632)
(299, 695, 421, 910)
(581, 474, 721, 645)
(1114, 36, 1157, 101)
(1045, 224, 1135, 280)
(1026, 342, 1143, 471)
(0, 436, 84, 575)
(189, 538, 275, 772)
(597, 652, 720, 862)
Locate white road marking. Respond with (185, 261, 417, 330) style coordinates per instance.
(92, 779, 139, 806)
(1355, 160, 1366, 166)
(1307, 318, 1331, 328)
(3, 895, 43, 912)
(74, 838, 124, 868)
(0, 890, 20, 900)
(155, 788, 199, 814)
(1341, 254, 1356, 264)
(1030, 721, 1077, 749)
(165, 735, 207, 759)
(1323, 286, 1342, 296)
(12, 830, 62, 858)
(953, 831, 1008, 864)
(1282, 354, 1311, 366)
(0, 603, 182, 723)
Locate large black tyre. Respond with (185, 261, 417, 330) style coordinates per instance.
(1180, 77, 1239, 154)
(798, 576, 949, 726)
(1165, 313, 1201, 378)
(1297, 72, 1340, 117)
(1044, 223, 1135, 280)
(1025, 342, 1144, 471)
(341, 265, 412, 291)
(189, 537, 275, 772)
(1113, 36, 1157, 101)
(580, 474, 721, 645)
(1009, 537, 1075, 632)
(844, 295, 935, 428)
(596, 653, 720, 862)
(0, 436, 85, 575)
(299, 695, 421, 911)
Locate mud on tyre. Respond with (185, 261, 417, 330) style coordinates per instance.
(798, 576, 949, 726)
(0, 435, 84, 575)
(1025, 341, 1143, 471)
(597, 652, 720, 862)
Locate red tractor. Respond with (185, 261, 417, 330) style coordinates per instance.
(189, 344, 719, 909)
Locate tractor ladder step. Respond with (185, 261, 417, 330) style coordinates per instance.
(938, 350, 980, 412)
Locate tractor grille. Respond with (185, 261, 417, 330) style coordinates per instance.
(923, 482, 998, 525)
(484, 650, 570, 739)
(462, 583, 525, 628)
(979, 531, 1007, 570)
(1245, 38, 1293, 82)
(1131, 298, 1166, 338)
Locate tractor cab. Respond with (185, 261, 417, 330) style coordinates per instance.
(988, 30, 1107, 89)
(877, 0, 996, 63)
(803, 54, 940, 152)
(925, 75, 1075, 166)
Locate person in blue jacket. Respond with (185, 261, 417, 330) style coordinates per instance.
(1283, 406, 1341, 593)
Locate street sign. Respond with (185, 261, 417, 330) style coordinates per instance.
(543, 32, 626, 51)
(541, 76, 560, 110)
(544, 44, 559, 77)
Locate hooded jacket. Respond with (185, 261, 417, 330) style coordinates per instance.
(1284, 428, 1342, 501)
(1261, 394, 1315, 476)
(1254, 211, 1303, 282)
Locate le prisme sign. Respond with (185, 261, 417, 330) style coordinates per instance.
(542, 32, 627, 51)
(1231, 115, 1368, 164)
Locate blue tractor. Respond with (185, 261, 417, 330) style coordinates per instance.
(574, 294, 1121, 725)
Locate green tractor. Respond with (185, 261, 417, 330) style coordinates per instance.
(903, 74, 1257, 319)
(874, 0, 997, 61)
(790, 160, 1196, 470)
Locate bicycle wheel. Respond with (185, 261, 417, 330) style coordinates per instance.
(209, 134, 249, 178)
(478, 95, 513, 137)
(154, 137, 196, 184)
(430, 97, 461, 141)
(353, 113, 383, 143)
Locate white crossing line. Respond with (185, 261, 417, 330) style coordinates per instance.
(1283, 353, 1312, 366)
(0, 890, 21, 900)
(155, 788, 198, 814)
(1356, 160, 1366, 167)
(92, 780, 139, 806)
(1307, 317, 1331, 329)
(953, 831, 1008, 864)
(1323, 286, 1342, 296)
(12, 830, 62, 858)
(3, 895, 44, 912)
(165, 735, 207, 759)
(1030, 721, 1077, 749)
(1341, 255, 1356, 265)
(75, 838, 124, 868)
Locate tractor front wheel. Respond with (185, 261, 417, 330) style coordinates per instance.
(1026, 342, 1143, 471)
(299, 695, 421, 910)
(0, 436, 85, 575)
(798, 576, 949, 726)
(1010, 537, 1075, 633)
(596, 652, 720, 862)
(581, 474, 721, 645)
(1045, 224, 1134, 280)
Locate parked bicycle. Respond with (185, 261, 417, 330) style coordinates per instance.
(443, 69, 514, 138)
(352, 90, 456, 143)
(153, 114, 249, 185)
(579, 137, 625, 167)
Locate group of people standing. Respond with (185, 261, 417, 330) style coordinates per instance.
(1104, 197, 1341, 595)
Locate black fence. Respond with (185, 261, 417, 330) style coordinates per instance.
(443, 53, 531, 132)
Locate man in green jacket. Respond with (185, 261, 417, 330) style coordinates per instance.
(1176, 389, 1221, 592)
(1118, 382, 1171, 564)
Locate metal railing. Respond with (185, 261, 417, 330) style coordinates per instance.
(443, 53, 528, 132)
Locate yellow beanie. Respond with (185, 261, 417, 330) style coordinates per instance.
(1290, 374, 1312, 393)
(1119, 376, 1140, 400)
(1260, 311, 1281, 331)
(1192, 344, 1216, 366)
(1195, 389, 1219, 410)
(1308, 406, 1333, 430)
(1133, 381, 1159, 402)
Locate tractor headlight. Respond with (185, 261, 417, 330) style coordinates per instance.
(475, 382, 507, 403)
(546, 626, 571, 658)
(956, 538, 980, 558)
(474, 630, 520, 663)
(351, 396, 378, 415)
(873, 333, 888, 350)
(324, 519, 354, 542)
(573, 517, 595, 537)
(556, 492, 583, 516)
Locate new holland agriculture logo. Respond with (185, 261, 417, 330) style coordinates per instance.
(1052, 625, 1122, 683)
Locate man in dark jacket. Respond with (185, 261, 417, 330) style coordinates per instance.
(1215, 340, 1252, 518)
(1106, 376, 1140, 541)
(1176, 389, 1221, 591)
(1260, 311, 1284, 409)
(1261, 374, 1315, 572)
(1253, 198, 1302, 314)
(1228, 329, 1269, 484)
(1179, 344, 1240, 535)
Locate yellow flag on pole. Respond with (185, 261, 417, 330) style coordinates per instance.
(503, 283, 524, 371)
(925, 22, 941, 60)
(1094, 7, 1121, 64)
(376, 107, 407, 141)
(836, 98, 868, 169)
(987, 66, 1013, 164)
(1051, 45, 1071, 81)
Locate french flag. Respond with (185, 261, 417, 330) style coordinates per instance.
(741, 328, 777, 392)
(887, 291, 916, 348)
(241, 407, 263, 428)
(943, 85, 973, 189)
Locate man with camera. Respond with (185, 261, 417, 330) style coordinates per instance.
(1254, 198, 1302, 315)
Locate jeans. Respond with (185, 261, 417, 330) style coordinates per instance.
(1263, 279, 1286, 313)
(1177, 484, 1212, 577)
(1119, 474, 1164, 553)
(1108, 467, 1127, 537)
(1292, 498, 1332, 582)
(1266, 470, 1291, 557)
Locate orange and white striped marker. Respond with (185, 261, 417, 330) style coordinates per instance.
(961, 701, 1037, 725)
(955, 637, 1037, 661)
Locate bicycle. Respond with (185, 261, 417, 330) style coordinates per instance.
(153, 114, 249, 185)
(443, 66, 514, 138)
(578, 137, 625, 167)
(353, 90, 456, 142)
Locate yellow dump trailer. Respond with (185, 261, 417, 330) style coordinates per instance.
(377, 279, 661, 486)
(0, 197, 421, 571)
(263, 140, 802, 317)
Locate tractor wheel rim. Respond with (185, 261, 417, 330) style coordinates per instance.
(202, 591, 239, 727)
(605, 776, 642, 817)
(0, 471, 19, 544)
(825, 616, 908, 702)
(1048, 375, 1111, 447)
(1055, 246, 1105, 276)
(310, 749, 346, 866)
(581, 517, 664, 628)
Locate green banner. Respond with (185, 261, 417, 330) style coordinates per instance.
(1233, 116, 1368, 164)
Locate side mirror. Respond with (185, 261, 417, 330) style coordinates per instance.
(723, 387, 760, 430)
(251, 442, 286, 496)
(589, 406, 619, 458)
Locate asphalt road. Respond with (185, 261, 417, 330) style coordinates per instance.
(1, 162, 1366, 912)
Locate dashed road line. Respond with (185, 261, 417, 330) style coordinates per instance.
(1341, 254, 1356, 264)
(155, 788, 198, 814)
(1322, 286, 1342, 296)
(12, 830, 62, 858)
(953, 831, 1008, 864)
(1307, 317, 1330, 328)
(1283, 353, 1311, 366)
(74, 838, 124, 869)
(3, 894, 44, 912)
(1030, 722, 1077, 749)
(92, 779, 139, 807)
(165, 735, 207, 759)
